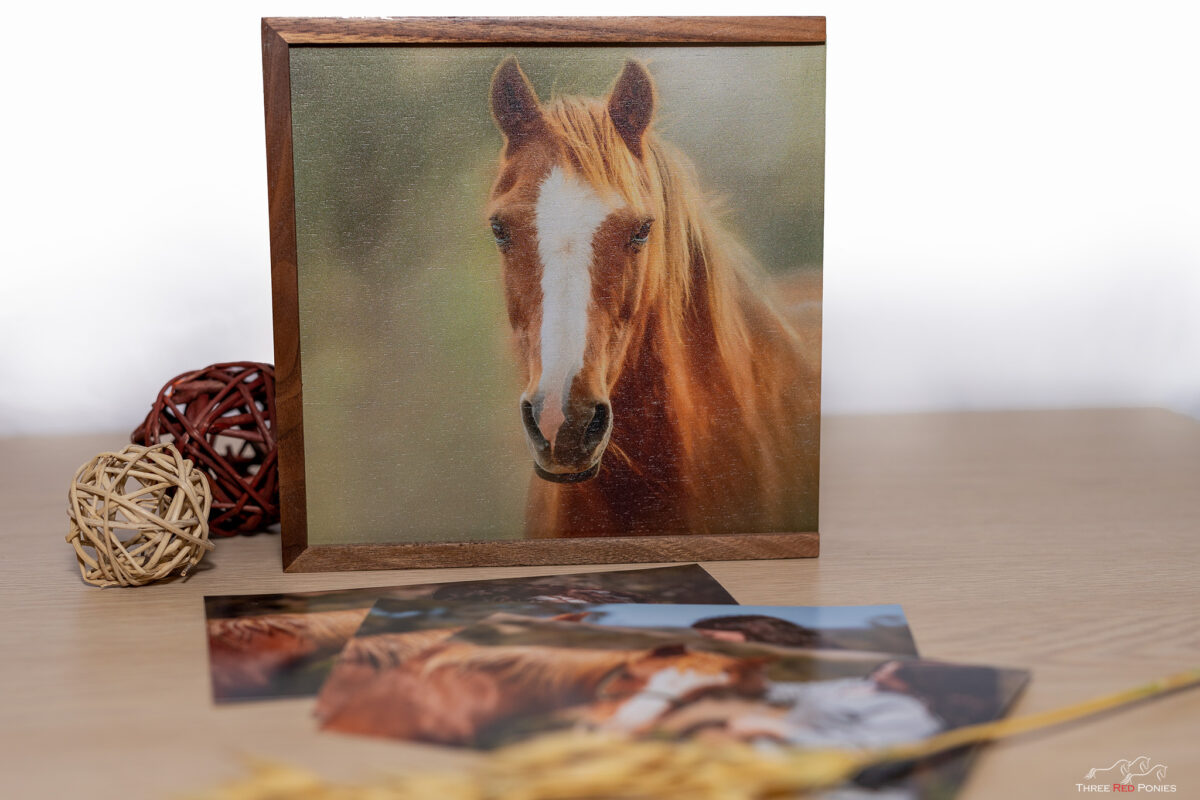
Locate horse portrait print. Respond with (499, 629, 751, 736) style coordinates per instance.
(285, 42, 824, 557)
(487, 58, 819, 538)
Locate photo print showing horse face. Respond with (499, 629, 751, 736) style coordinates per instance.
(291, 46, 823, 544)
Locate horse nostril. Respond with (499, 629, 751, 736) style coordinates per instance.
(521, 400, 550, 454)
(583, 403, 611, 450)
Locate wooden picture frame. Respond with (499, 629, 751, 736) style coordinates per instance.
(263, 16, 824, 572)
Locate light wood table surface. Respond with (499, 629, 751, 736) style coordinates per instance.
(2, 409, 1198, 798)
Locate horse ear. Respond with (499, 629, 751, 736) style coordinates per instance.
(607, 60, 656, 159)
(491, 57, 545, 150)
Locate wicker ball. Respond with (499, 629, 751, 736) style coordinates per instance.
(67, 443, 215, 588)
(132, 362, 278, 536)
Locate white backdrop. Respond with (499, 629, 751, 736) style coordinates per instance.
(2, 1, 1197, 435)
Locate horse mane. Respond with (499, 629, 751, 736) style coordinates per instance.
(417, 641, 631, 702)
(208, 609, 368, 652)
(314, 628, 460, 724)
(208, 609, 369, 696)
(540, 95, 810, 516)
(337, 629, 459, 670)
(319, 640, 635, 743)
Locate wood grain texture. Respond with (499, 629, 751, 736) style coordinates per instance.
(263, 16, 826, 45)
(3, 410, 1199, 799)
(261, 21, 309, 571)
(284, 533, 819, 573)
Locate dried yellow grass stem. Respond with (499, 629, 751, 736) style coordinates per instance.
(194, 666, 1200, 800)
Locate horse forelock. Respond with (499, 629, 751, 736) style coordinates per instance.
(502, 95, 750, 380)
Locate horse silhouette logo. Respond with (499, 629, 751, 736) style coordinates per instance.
(1083, 756, 1168, 784)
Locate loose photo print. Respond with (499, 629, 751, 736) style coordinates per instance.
(316, 611, 1025, 800)
(204, 564, 734, 702)
(290, 44, 824, 547)
(315, 603, 920, 738)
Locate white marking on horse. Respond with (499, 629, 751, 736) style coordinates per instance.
(603, 667, 731, 732)
(534, 166, 609, 443)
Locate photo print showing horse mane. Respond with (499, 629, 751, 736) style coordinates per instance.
(205, 564, 734, 702)
(265, 18, 825, 569)
(313, 602, 914, 729)
(314, 608, 1028, 797)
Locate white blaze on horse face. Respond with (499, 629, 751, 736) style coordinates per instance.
(533, 166, 609, 443)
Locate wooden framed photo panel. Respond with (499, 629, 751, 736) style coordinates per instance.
(263, 17, 825, 571)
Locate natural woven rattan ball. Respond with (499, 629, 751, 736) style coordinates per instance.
(132, 361, 278, 536)
(67, 443, 215, 588)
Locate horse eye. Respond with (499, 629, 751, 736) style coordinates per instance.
(630, 219, 653, 247)
(490, 217, 511, 247)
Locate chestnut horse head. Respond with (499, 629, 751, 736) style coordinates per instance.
(487, 57, 664, 483)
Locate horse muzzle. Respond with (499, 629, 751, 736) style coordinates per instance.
(521, 397, 612, 483)
(533, 460, 602, 483)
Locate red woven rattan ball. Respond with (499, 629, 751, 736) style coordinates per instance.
(132, 362, 278, 536)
